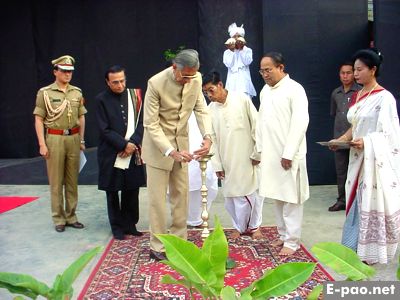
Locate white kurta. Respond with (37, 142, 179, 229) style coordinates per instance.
(209, 91, 260, 197)
(257, 75, 310, 204)
(223, 46, 256, 97)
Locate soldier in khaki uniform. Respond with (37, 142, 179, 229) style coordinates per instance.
(33, 55, 87, 232)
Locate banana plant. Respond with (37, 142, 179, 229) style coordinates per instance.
(0, 246, 102, 300)
(397, 254, 400, 280)
(157, 218, 316, 299)
(307, 242, 377, 299)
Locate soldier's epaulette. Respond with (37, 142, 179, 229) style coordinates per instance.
(39, 85, 52, 91)
(69, 85, 82, 92)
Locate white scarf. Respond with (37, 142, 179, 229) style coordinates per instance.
(114, 90, 136, 169)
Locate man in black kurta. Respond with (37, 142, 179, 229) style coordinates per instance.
(96, 65, 146, 239)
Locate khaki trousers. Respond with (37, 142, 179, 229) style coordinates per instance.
(46, 134, 80, 225)
(147, 162, 188, 252)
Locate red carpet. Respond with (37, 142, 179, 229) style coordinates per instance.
(79, 227, 333, 300)
(0, 196, 39, 214)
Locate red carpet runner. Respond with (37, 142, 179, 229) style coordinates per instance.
(79, 227, 333, 299)
(0, 196, 39, 214)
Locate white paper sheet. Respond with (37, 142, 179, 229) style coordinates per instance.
(79, 150, 87, 173)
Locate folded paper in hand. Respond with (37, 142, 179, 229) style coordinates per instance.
(317, 141, 351, 149)
(114, 155, 131, 170)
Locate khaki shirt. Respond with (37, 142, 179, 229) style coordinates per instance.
(33, 82, 87, 129)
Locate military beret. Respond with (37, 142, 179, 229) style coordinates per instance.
(51, 55, 75, 70)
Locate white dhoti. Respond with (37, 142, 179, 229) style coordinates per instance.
(224, 191, 263, 233)
(273, 199, 303, 250)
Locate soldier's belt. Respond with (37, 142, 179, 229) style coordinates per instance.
(47, 126, 80, 136)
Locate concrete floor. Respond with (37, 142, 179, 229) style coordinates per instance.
(0, 184, 398, 299)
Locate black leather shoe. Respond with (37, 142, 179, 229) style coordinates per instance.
(187, 223, 203, 229)
(328, 201, 346, 212)
(66, 221, 85, 229)
(55, 225, 65, 232)
(150, 250, 167, 261)
(125, 225, 143, 236)
(125, 229, 143, 236)
(114, 234, 125, 240)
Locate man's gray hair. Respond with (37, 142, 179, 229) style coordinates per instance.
(173, 49, 200, 70)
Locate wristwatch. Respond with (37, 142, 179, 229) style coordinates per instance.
(80, 140, 85, 144)
(203, 134, 212, 144)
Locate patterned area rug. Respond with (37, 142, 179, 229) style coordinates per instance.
(78, 227, 333, 300)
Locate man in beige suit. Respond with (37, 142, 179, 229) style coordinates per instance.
(142, 49, 212, 261)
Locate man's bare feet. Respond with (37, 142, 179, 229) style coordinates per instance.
(271, 239, 284, 247)
(229, 230, 241, 239)
(279, 247, 296, 256)
(251, 229, 263, 240)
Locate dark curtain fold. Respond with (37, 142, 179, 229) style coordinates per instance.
(374, 0, 400, 103)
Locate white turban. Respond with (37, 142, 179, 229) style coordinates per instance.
(228, 22, 245, 37)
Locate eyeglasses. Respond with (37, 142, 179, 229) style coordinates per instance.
(110, 78, 126, 85)
(177, 70, 197, 79)
(259, 68, 274, 75)
(59, 69, 73, 73)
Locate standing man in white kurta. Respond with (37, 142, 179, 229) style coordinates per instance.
(203, 71, 263, 239)
(223, 23, 257, 98)
(257, 52, 310, 256)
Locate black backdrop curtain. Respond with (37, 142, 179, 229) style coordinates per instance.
(375, 0, 400, 105)
(0, 0, 380, 185)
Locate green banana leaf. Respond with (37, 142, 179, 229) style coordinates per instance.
(220, 286, 237, 299)
(250, 262, 316, 299)
(237, 284, 253, 300)
(0, 272, 50, 299)
(160, 273, 214, 298)
(202, 218, 228, 291)
(0, 281, 37, 299)
(311, 242, 375, 280)
(160, 274, 191, 291)
(306, 284, 323, 300)
(157, 234, 218, 287)
(51, 246, 102, 298)
(397, 255, 400, 280)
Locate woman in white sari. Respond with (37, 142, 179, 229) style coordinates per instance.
(331, 48, 400, 264)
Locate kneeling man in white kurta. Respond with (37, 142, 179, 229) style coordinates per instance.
(257, 52, 310, 256)
(203, 70, 264, 240)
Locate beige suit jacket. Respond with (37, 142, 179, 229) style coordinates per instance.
(142, 67, 212, 170)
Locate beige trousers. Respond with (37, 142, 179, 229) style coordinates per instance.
(147, 162, 188, 252)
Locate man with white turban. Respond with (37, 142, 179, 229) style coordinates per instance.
(223, 23, 256, 98)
